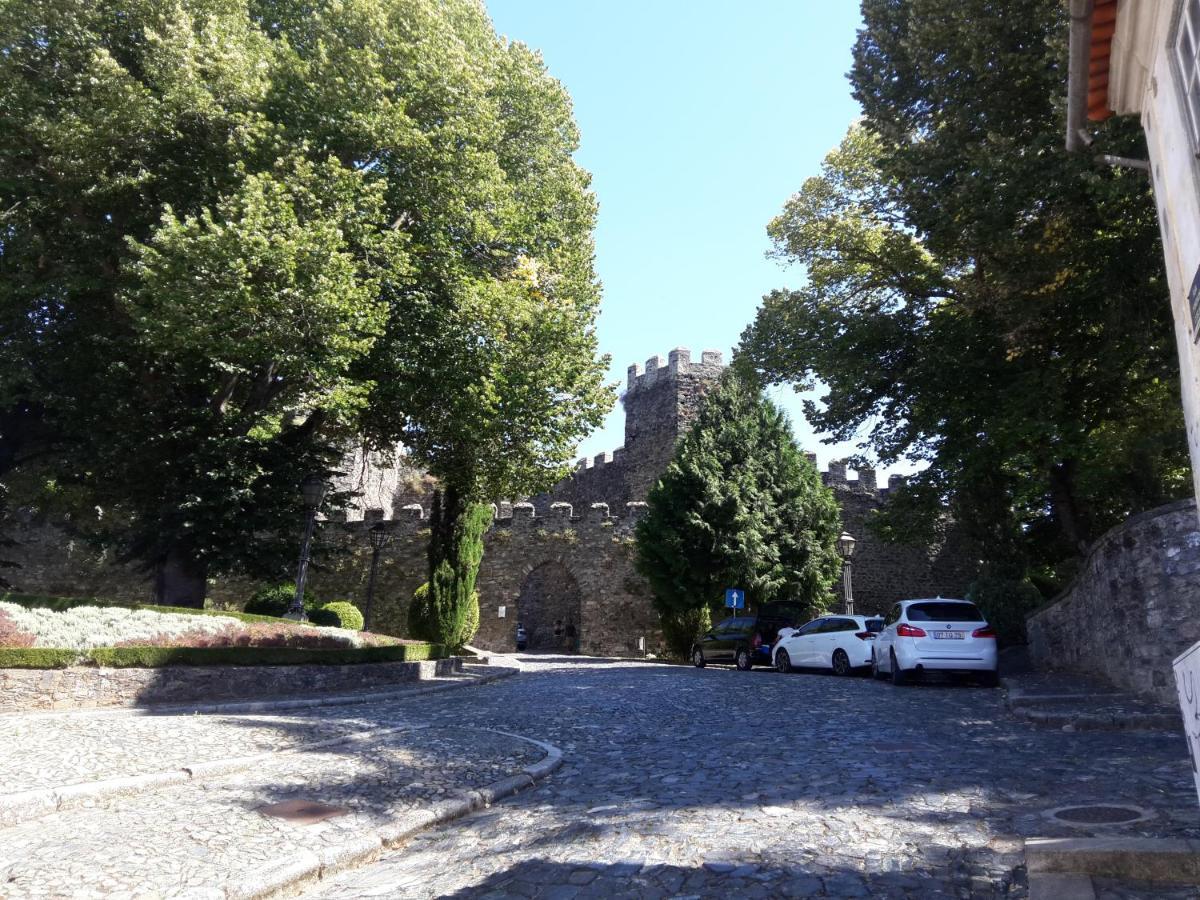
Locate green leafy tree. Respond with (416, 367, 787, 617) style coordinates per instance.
(634, 372, 841, 655)
(408, 497, 486, 647)
(739, 0, 1189, 583)
(0, 0, 611, 604)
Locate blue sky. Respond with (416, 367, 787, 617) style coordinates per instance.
(485, 1, 907, 477)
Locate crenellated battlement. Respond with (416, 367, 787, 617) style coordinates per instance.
(487, 500, 648, 536)
(812, 456, 905, 497)
(625, 346, 725, 394)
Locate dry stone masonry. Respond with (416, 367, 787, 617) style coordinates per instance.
(2, 347, 978, 656)
(1027, 498, 1200, 705)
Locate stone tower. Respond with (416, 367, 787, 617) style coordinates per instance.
(620, 347, 726, 502)
(539, 347, 726, 512)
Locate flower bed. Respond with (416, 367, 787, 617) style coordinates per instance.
(0, 594, 445, 669)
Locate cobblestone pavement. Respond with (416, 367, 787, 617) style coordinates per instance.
(0, 725, 543, 899)
(0, 665, 505, 795)
(302, 656, 1198, 899)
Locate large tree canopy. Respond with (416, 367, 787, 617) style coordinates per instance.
(634, 372, 842, 637)
(738, 0, 1189, 582)
(0, 0, 612, 603)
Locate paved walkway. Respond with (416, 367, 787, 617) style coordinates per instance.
(305, 656, 1196, 899)
(1, 656, 1196, 898)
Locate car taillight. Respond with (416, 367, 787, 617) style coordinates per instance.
(972, 626, 996, 638)
(854, 631, 875, 640)
(896, 623, 927, 638)
(752, 633, 762, 649)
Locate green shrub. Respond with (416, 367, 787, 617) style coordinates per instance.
(243, 584, 316, 618)
(965, 576, 1044, 646)
(309, 601, 364, 631)
(410, 581, 479, 648)
(659, 606, 712, 660)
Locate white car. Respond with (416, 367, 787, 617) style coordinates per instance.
(871, 598, 998, 686)
(772, 614, 884, 675)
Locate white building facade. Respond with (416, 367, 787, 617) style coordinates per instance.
(1071, 0, 1200, 510)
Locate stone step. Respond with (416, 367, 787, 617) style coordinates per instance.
(0, 723, 560, 899)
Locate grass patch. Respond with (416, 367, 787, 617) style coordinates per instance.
(0, 642, 448, 669)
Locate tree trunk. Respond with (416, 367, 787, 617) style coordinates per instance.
(1048, 459, 1091, 556)
(155, 543, 208, 608)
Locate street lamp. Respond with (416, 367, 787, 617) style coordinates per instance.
(363, 521, 390, 631)
(837, 531, 856, 615)
(287, 474, 328, 621)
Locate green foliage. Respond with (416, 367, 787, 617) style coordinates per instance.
(243, 584, 316, 618)
(0, 643, 446, 668)
(0, 0, 611, 604)
(309, 601, 364, 631)
(408, 494, 490, 649)
(635, 371, 842, 619)
(739, 0, 1188, 578)
(0, 648, 79, 669)
(658, 606, 712, 661)
(965, 576, 1046, 647)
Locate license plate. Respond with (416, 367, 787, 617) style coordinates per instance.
(933, 631, 963, 640)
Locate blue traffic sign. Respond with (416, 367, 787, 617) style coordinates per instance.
(725, 588, 745, 609)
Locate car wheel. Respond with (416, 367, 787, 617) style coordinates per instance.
(980, 669, 998, 688)
(871, 651, 886, 680)
(832, 649, 851, 676)
(692, 648, 706, 668)
(735, 648, 753, 671)
(890, 650, 908, 686)
(775, 649, 791, 673)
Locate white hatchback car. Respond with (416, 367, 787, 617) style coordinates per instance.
(871, 598, 998, 686)
(772, 614, 884, 675)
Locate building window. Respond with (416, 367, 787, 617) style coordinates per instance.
(1176, 0, 1200, 146)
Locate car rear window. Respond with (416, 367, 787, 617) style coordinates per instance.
(906, 602, 983, 622)
(721, 617, 756, 631)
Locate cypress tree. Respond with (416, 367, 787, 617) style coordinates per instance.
(635, 372, 841, 655)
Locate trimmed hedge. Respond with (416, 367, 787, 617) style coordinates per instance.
(0, 592, 289, 625)
(0, 642, 447, 669)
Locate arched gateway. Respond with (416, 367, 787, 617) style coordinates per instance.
(516, 561, 582, 652)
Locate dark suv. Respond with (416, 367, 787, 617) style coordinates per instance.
(691, 601, 809, 670)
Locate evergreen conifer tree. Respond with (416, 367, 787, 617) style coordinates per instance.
(635, 372, 841, 655)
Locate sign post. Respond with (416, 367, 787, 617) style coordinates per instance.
(1174, 640, 1200, 807)
(725, 588, 745, 610)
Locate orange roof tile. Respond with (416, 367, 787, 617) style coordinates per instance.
(1088, 0, 1118, 121)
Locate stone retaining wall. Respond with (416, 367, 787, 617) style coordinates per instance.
(0, 656, 462, 713)
(1026, 499, 1200, 705)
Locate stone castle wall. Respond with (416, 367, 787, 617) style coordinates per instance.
(1026, 499, 1200, 705)
(820, 461, 979, 614)
(0, 345, 979, 657)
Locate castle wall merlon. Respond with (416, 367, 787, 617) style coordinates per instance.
(511, 502, 536, 530)
(668, 347, 691, 372)
(824, 460, 848, 485)
(593, 450, 613, 468)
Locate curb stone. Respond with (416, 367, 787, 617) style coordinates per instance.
(1025, 837, 1200, 883)
(0, 667, 519, 828)
(219, 729, 563, 900)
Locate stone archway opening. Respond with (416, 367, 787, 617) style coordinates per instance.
(517, 562, 582, 652)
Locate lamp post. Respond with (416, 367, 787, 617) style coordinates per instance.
(837, 531, 857, 615)
(287, 474, 328, 621)
(363, 521, 390, 631)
